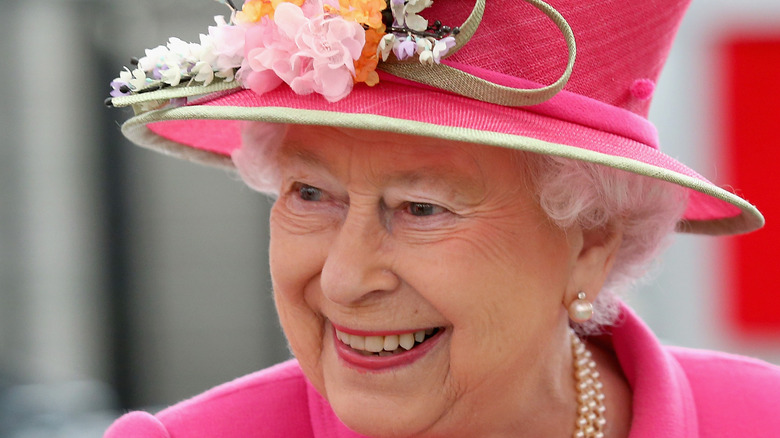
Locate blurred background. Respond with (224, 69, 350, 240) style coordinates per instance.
(0, 0, 778, 436)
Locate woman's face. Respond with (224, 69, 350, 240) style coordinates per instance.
(268, 127, 585, 437)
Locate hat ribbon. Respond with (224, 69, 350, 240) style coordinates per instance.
(379, 0, 577, 107)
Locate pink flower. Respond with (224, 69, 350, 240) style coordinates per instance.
(240, 18, 295, 95)
(239, 2, 365, 102)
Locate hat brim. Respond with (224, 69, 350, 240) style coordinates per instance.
(115, 79, 764, 236)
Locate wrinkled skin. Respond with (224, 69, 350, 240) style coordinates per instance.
(265, 126, 624, 438)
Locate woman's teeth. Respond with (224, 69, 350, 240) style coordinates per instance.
(335, 328, 438, 356)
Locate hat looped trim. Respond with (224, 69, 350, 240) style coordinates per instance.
(440, 0, 485, 59)
(379, 0, 576, 107)
(111, 79, 242, 114)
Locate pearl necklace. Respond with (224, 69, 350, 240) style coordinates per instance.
(570, 330, 606, 438)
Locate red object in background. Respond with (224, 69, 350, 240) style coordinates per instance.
(721, 35, 780, 334)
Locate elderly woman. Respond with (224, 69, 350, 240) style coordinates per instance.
(104, 0, 780, 437)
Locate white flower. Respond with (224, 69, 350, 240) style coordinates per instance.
(391, 0, 433, 31)
(138, 45, 170, 71)
(407, 0, 434, 11)
(378, 34, 396, 61)
(404, 0, 434, 31)
(391, 0, 406, 26)
(127, 68, 149, 90)
(418, 49, 434, 65)
(415, 36, 432, 54)
(414, 37, 436, 66)
(191, 61, 215, 86)
(113, 15, 244, 95)
(215, 69, 236, 82)
(167, 37, 196, 60)
(117, 69, 133, 83)
(160, 63, 183, 86)
(198, 33, 217, 63)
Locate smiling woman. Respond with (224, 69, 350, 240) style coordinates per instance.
(256, 125, 631, 437)
(104, 0, 780, 437)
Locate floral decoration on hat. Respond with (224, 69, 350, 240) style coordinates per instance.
(110, 0, 460, 104)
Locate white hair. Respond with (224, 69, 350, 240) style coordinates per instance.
(233, 122, 689, 334)
(231, 122, 288, 195)
(523, 153, 688, 333)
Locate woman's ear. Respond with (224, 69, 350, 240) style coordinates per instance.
(565, 222, 624, 304)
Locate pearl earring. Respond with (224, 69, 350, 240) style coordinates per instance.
(568, 291, 594, 323)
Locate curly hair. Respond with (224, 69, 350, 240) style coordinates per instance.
(523, 153, 688, 333)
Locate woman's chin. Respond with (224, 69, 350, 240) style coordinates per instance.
(318, 328, 452, 437)
(328, 394, 436, 438)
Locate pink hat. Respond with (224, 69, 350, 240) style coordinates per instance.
(108, 0, 764, 235)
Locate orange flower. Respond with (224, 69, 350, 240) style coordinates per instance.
(326, 0, 387, 29)
(354, 25, 385, 86)
(236, 0, 305, 23)
(323, 0, 388, 85)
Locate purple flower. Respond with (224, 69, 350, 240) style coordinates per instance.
(110, 80, 130, 97)
(393, 37, 416, 60)
(432, 36, 457, 62)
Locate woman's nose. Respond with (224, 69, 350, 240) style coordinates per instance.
(319, 206, 400, 305)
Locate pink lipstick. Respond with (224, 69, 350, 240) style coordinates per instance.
(331, 323, 445, 372)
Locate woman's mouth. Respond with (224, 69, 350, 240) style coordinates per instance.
(335, 327, 441, 356)
(331, 324, 445, 371)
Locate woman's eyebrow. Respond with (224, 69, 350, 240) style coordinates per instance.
(386, 167, 477, 188)
(279, 146, 482, 195)
(384, 166, 485, 201)
(278, 145, 331, 170)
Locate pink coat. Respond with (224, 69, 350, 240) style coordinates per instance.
(104, 305, 780, 437)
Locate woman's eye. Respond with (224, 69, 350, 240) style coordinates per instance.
(407, 202, 445, 217)
(297, 184, 323, 201)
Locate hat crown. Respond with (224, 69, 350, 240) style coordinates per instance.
(429, 0, 692, 117)
(109, 0, 763, 235)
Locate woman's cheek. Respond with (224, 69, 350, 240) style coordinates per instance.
(268, 198, 338, 290)
(269, 216, 330, 390)
(273, 280, 328, 397)
(270, 226, 325, 300)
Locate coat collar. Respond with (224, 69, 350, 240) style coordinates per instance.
(610, 303, 699, 437)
